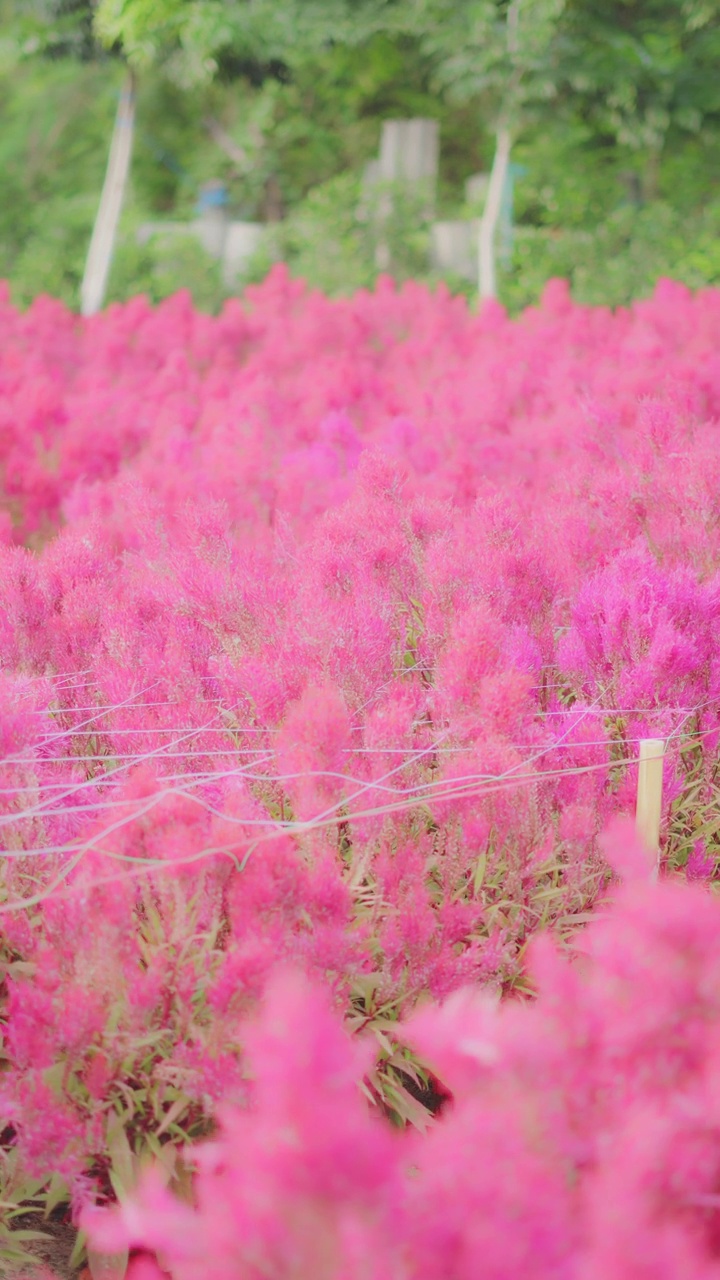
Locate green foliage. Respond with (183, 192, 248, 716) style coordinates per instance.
(107, 225, 227, 311)
(93, 0, 413, 82)
(664, 730, 720, 879)
(502, 200, 720, 312)
(0, 48, 487, 310)
(0, 884, 224, 1269)
(242, 108, 720, 314)
(244, 173, 436, 297)
(0, 57, 122, 293)
(7, 193, 98, 308)
(244, 173, 373, 295)
(192, 39, 484, 217)
(414, 0, 567, 119)
(0, 1151, 54, 1272)
(2, 0, 720, 315)
(0, 0, 96, 67)
(558, 0, 720, 159)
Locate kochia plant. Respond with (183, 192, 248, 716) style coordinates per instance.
(2, 271, 720, 1256)
(83, 826, 720, 1280)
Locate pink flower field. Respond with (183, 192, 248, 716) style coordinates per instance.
(3, 269, 720, 1276)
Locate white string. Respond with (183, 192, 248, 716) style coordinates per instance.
(0, 752, 662, 911)
(0, 716, 231, 828)
(0, 687, 711, 895)
(0, 682, 163, 761)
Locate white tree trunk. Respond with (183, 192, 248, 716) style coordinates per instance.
(477, 123, 511, 301)
(81, 69, 136, 317)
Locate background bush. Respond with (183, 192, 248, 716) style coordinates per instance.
(1, 15, 719, 315)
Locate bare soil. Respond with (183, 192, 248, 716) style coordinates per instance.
(3, 1211, 79, 1280)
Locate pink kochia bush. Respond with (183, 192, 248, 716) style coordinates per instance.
(84, 831, 720, 1279)
(3, 271, 720, 1212)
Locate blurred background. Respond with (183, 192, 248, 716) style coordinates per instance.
(1, 0, 719, 314)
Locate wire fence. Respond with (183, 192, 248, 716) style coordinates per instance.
(2, 667, 717, 911)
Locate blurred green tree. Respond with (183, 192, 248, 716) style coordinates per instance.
(1, 0, 719, 310)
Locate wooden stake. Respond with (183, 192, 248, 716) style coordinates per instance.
(636, 738, 665, 876)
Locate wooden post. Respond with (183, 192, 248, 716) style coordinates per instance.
(636, 738, 665, 876)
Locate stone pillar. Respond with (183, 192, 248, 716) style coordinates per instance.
(430, 220, 479, 282)
(222, 222, 265, 288)
(364, 119, 440, 270)
(378, 119, 439, 186)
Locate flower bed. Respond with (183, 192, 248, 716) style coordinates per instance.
(83, 848, 720, 1280)
(2, 270, 720, 1274)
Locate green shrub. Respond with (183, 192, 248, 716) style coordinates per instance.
(107, 226, 228, 311)
(245, 172, 437, 297)
(502, 201, 720, 312)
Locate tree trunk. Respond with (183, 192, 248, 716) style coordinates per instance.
(80, 68, 136, 317)
(478, 123, 512, 301)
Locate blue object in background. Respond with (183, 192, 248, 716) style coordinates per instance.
(196, 181, 229, 214)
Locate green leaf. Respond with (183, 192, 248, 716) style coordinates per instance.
(155, 1094, 191, 1138)
(69, 1227, 88, 1272)
(1, 1227, 52, 1242)
(106, 1114, 135, 1198)
(473, 849, 487, 894)
(44, 1171, 70, 1218)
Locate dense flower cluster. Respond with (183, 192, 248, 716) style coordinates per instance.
(2, 270, 720, 1258)
(84, 832, 720, 1279)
